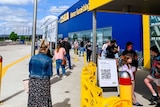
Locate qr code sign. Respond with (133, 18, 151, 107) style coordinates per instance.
(101, 69, 111, 80)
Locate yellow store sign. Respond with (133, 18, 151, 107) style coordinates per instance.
(59, 4, 89, 23)
(59, 12, 69, 23)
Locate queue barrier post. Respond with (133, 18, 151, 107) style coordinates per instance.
(74, 49, 79, 62)
(0, 56, 2, 104)
(81, 62, 132, 107)
(119, 71, 132, 107)
(83, 52, 87, 66)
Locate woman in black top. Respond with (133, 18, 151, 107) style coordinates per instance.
(86, 41, 92, 62)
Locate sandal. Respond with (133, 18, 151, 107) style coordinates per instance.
(133, 102, 143, 106)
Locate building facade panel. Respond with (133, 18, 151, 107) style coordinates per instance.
(58, 0, 143, 51)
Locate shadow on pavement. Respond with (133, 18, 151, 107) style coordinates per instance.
(1, 90, 24, 102)
(65, 64, 76, 70)
(50, 77, 62, 85)
(65, 71, 72, 76)
(53, 98, 71, 107)
(50, 71, 72, 85)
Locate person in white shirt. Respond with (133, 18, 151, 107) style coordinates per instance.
(101, 39, 110, 59)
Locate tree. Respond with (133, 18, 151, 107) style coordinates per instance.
(9, 32, 18, 41)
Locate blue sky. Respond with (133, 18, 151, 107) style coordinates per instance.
(0, 0, 78, 35)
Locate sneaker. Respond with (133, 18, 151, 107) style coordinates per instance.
(69, 67, 73, 70)
(149, 95, 159, 102)
(156, 103, 160, 107)
(149, 101, 156, 105)
(133, 102, 143, 106)
(63, 75, 67, 78)
(56, 75, 60, 78)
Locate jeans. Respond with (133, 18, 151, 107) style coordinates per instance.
(79, 47, 84, 56)
(65, 53, 72, 69)
(86, 50, 92, 62)
(56, 59, 66, 75)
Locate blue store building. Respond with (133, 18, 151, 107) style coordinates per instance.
(58, 0, 143, 51)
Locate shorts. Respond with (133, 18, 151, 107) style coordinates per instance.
(147, 75, 160, 86)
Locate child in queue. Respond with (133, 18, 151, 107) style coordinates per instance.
(120, 55, 143, 106)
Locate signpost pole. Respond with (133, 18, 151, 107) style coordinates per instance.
(92, 10, 97, 63)
(31, 0, 38, 56)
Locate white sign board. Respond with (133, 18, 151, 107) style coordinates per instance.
(42, 19, 58, 42)
(47, 20, 58, 42)
(98, 58, 118, 87)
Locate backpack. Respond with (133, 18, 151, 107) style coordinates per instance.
(106, 46, 115, 58)
(152, 55, 160, 78)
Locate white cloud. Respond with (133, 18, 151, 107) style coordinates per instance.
(0, 6, 30, 22)
(0, 0, 33, 5)
(50, 6, 69, 15)
(0, 6, 32, 35)
(0, 15, 28, 22)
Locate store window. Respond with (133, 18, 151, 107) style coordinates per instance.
(58, 34, 63, 40)
(150, 16, 160, 50)
(68, 27, 112, 47)
(103, 27, 112, 43)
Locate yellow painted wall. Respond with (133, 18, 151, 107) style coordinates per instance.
(143, 15, 150, 69)
(89, 0, 112, 11)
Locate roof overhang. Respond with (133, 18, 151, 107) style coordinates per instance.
(89, 0, 160, 15)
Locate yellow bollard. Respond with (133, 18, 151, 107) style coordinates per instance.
(0, 56, 2, 88)
(119, 71, 132, 107)
(83, 52, 87, 66)
(99, 97, 121, 107)
(74, 49, 78, 62)
(81, 63, 132, 107)
(98, 96, 132, 107)
(53, 61, 56, 68)
(0, 56, 2, 104)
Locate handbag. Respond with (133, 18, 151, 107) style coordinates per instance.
(23, 79, 29, 93)
(62, 59, 66, 65)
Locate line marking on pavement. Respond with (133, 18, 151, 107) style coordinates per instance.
(2, 54, 31, 77)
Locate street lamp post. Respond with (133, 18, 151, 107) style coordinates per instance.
(3, 24, 5, 41)
(92, 10, 97, 63)
(31, 0, 38, 56)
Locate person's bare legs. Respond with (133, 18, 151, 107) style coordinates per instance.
(144, 78, 156, 95)
(132, 81, 137, 103)
(157, 86, 160, 97)
(132, 81, 143, 106)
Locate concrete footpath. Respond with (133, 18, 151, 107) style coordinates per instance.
(0, 45, 156, 107)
